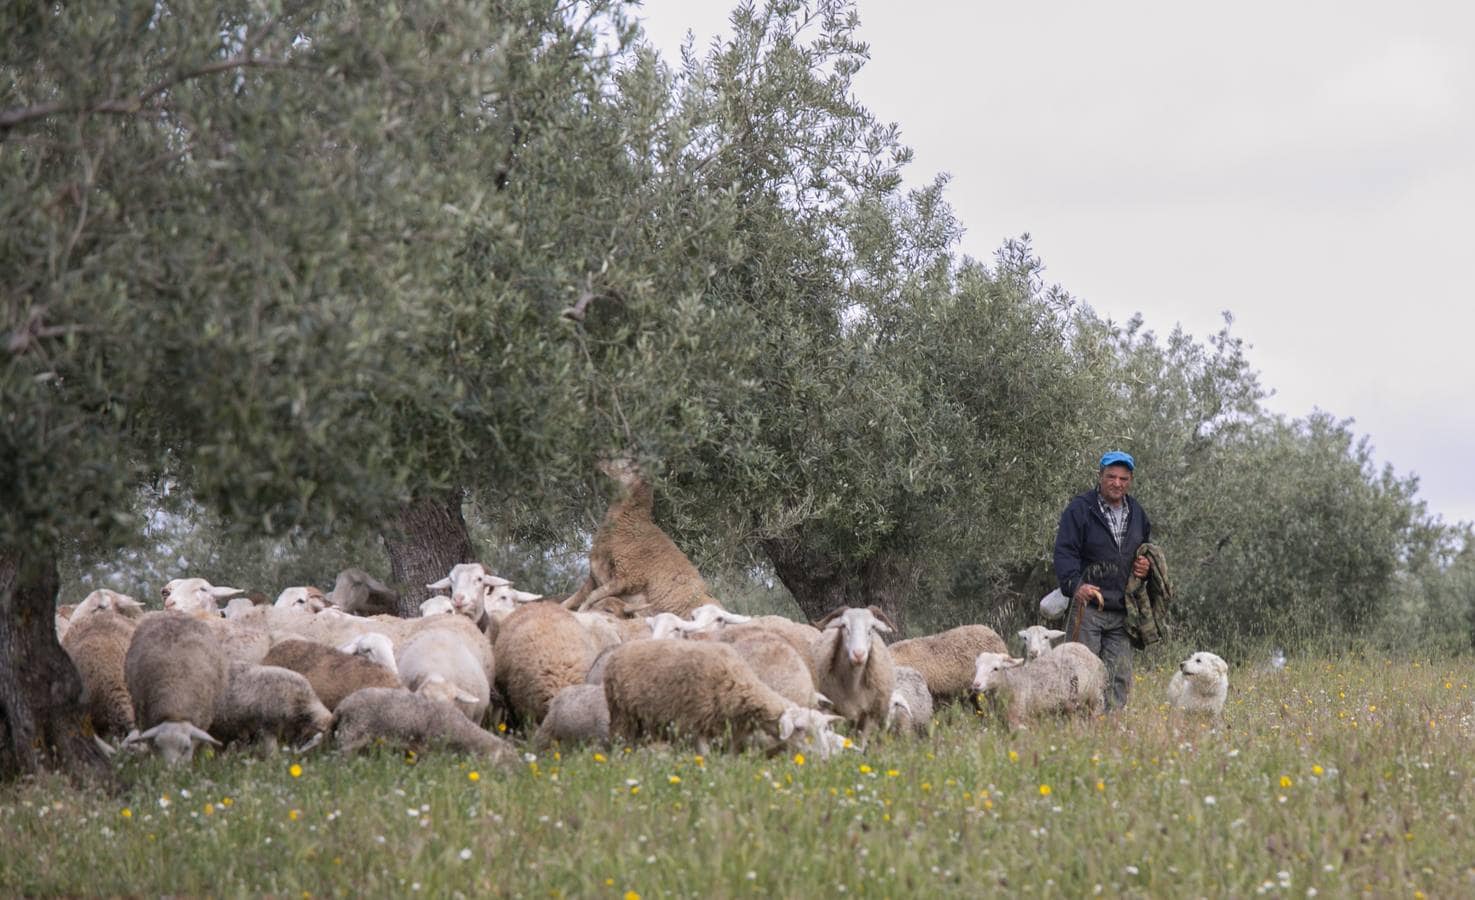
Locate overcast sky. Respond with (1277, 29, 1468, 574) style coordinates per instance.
(635, 0, 1475, 528)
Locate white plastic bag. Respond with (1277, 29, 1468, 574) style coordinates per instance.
(1039, 588, 1068, 620)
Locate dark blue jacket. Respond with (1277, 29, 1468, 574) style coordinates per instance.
(1053, 489, 1151, 612)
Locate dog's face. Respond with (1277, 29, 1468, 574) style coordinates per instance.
(1180, 651, 1228, 681)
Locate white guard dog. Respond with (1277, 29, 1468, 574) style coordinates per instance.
(1167, 651, 1229, 715)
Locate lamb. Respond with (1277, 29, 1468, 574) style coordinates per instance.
(532, 684, 610, 751)
(331, 687, 519, 764)
(565, 456, 722, 618)
(970, 649, 1107, 730)
(161, 577, 246, 616)
(602, 640, 842, 757)
(326, 568, 399, 616)
(60, 608, 138, 739)
(261, 639, 402, 710)
(122, 611, 229, 764)
(887, 665, 933, 737)
(809, 606, 896, 746)
(210, 662, 334, 751)
(889, 624, 1008, 702)
(396, 628, 491, 724)
(1017, 625, 1067, 661)
(493, 601, 596, 727)
(726, 630, 824, 708)
(1167, 651, 1230, 715)
(275, 586, 330, 612)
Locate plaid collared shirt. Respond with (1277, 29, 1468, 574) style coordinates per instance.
(1098, 492, 1129, 548)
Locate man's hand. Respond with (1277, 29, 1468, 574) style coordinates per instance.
(1073, 583, 1104, 609)
(1132, 556, 1151, 579)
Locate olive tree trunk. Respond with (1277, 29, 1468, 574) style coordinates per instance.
(381, 491, 477, 617)
(760, 536, 916, 636)
(0, 547, 111, 785)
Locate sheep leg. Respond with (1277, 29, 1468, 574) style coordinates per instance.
(561, 577, 595, 610)
(578, 578, 636, 613)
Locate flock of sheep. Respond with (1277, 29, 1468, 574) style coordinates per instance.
(53, 458, 1228, 771)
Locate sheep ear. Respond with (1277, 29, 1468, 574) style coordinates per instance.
(1005, 657, 1026, 668)
(778, 710, 797, 740)
(813, 607, 848, 630)
(865, 606, 898, 632)
(483, 574, 512, 588)
(1046, 629, 1065, 641)
(814, 692, 834, 710)
(208, 585, 245, 598)
(426, 577, 452, 591)
(1017, 629, 1029, 641)
(454, 689, 478, 704)
(187, 724, 222, 746)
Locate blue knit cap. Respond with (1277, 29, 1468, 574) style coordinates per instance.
(1099, 450, 1135, 471)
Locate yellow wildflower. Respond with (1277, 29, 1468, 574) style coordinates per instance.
(1039, 784, 1052, 797)
(593, 753, 607, 763)
(289, 763, 303, 778)
(288, 809, 300, 822)
(1008, 750, 1019, 763)
(625, 892, 640, 900)
(120, 808, 132, 819)
(668, 775, 682, 785)
(858, 764, 872, 774)
(1311, 765, 1323, 776)
(468, 771, 481, 782)
(1280, 776, 1293, 788)
(886, 769, 900, 778)
(793, 753, 805, 766)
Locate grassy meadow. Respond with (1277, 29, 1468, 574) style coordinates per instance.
(4, 649, 1473, 898)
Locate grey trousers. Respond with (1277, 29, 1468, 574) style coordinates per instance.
(1066, 603, 1132, 711)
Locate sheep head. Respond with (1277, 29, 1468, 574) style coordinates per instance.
(776, 707, 845, 759)
(329, 568, 398, 615)
(817, 607, 893, 667)
(426, 563, 509, 623)
(416, 673, 478, 707)
(338, 633, 398, 675)
(971, 652, 1025, 693)
(419, 596, 456, 617)
(161, 578, 244, 615)
(275, 586, 329, 612)
(1017, 625, 1066, 661)
(73, 589, 145, 620)
(124, 721, 221, 766)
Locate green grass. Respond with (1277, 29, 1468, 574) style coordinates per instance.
(4, 653, 1474, 898)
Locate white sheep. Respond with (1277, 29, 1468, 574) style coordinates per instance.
(1017, 625, 1067, 661)
(1167, 651, 1229, 715)
(426, 562, 511, 629)
(332, 687, 518, 764)
(211, 662, 334, 752)
(161, 577, 245, 616)
(889, 624, 1008, 702)
(532, 684, 610, 751)
(122, 612, 228, 764)
(396, 628, 492, 724)
(602, 639, 843, 758)
(338, 632, 399, 675)
(809, 606, 896, 746)
(970, 649, 1107, 730)
(71, 588, 147, 621)
(887, 665, 933, 736)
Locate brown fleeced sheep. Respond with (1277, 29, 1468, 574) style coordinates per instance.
(123, 612, 229, 764)
(332, 687, 519, 765)
(726, 630, 824, 708)
(888, 665, 933, 737)
(325, 567, 400, 616)
(60, 608, 138, 739)
(261, 639, 402, 710)
(494, 601, 597, 727)
(717, 616, 822, 678)
(564, 457, 721, 618)
(809, 607, 896, 747)
(602, 640, 841, 757)
(889, 624, 1008, 703)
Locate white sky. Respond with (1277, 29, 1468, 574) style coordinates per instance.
(636, 0, 1475, 528)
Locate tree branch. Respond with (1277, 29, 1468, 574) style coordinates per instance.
(1, 54, 291, 133)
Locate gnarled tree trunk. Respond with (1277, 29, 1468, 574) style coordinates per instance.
(0, 546, 111, 786)
(381, 491, 476, 617)
(761, 536, 917, 636)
